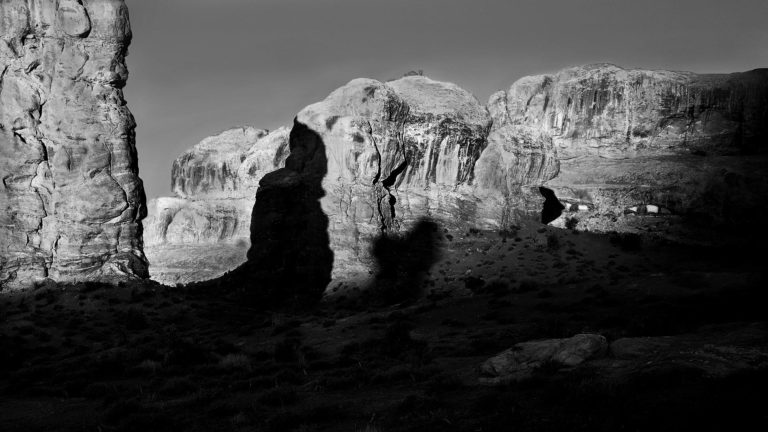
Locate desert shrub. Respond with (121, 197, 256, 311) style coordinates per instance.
(136, 359, 162, 375)
(79, 281, 103, 293)
(547, 233, 561, 250)
(121, 307, 148, 330)
(565, 217, 579, 230)
(464, 276, 486, 293)
(218, 353, 251, 370)
(518, 279, 540, 292)
(164, 337, 213, 366)
(610, 232, 643, 251)
(425, 372, 465, 394)
(484, 278, 512, 296)
(258, 386, 299, 406)
(274, 337, 302, 363)
(572, 189, 592, 201)
(158, 377, 198, 397)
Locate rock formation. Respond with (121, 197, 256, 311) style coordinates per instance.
(143, 126, 289, 284)
(483, 64, 768, 238)
(0, 0, 146, 289)
(146, 65, 768, 287)
(479, 334, 608, 384)
(284, 75, 492, 281)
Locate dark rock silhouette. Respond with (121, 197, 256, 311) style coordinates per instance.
(539, 187, 565, 224)
(369, 218, 443, 304)
(247, 119, 333, 304)
(203, 119, 333, 308)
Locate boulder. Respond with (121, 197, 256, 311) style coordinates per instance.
(479, 334, 608, 384)
(1, 0, 146, 289)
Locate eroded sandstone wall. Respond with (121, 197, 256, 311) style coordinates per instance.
(482, 64, 768, 237)
(0, 0, 146, 289)
(293, 75, 492, 278)
(142, 126, 289, 284)
(145, 66, 768, 286)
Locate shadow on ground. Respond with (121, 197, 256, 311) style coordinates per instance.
(369, 218, 443, 304)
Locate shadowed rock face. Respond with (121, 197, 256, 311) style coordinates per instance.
(0, 0, 146, 289)
(243, 120, 333, 305)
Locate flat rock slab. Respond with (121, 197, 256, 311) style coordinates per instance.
(605, 323, 768, 379)
(479, 333, 608, 384)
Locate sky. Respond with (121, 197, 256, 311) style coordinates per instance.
(126, 0, 768, 199)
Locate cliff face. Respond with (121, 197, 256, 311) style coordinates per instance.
(483, 64, 768, 236)
(142, 126, 289, 284)
(488, 64, 768, 158)
(0, 0, 146, 289)
(291, 75, 492, 278)
(144, 65, 768, 287)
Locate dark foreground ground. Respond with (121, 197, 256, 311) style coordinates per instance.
(1, 223, 767, 431)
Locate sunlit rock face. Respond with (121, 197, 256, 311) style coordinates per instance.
(486, 64, 768, 238)
(143, 127, 289, 284)
(0, 0, 147, 290)
(144, 66, 768, 286)
(293, 75, 492, 278)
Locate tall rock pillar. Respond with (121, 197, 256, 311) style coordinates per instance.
(1, 0, 147, 289)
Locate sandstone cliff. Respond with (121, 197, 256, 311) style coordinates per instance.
(482, 64, 768, 237)
(0, 0, 146, 289)
(142, 126, 289, 284)
(145, 66, 768, 287)
(290, 75, 492, 279)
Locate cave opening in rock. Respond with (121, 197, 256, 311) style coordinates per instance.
(539, 186, 565, 224)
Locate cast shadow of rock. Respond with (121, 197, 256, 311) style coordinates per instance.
(540, 186, 565, 224)
(203, 118, 333, 308)
(368, 218, 443, 305)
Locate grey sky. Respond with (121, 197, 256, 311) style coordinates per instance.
(126, 0, 768, 199)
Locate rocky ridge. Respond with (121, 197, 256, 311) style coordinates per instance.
(1, 0, 146, 290)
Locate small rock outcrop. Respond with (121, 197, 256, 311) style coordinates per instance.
(1, 0, 146, 289)
(479, 334, 608, 384)
(142, 126, 289, 284)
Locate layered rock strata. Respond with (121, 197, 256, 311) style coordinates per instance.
(483, 64, 768, 237)
(289, 75, 492, 279)
(146, 65, 768, 286)
(142, 126, 289, 284)
(1, 0, 146, 289)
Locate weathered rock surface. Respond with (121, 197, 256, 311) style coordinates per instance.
(478, 334, 608, 384)
(605, 323, 768, 380)
(289, 75, 492, 280)
(1, 0, 146, 289)
(146, 65, 768, 287)
(143, 126, 289, 284)
(484, 64, 768, 237)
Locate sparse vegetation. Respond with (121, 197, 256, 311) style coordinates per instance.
(565, 216, 579, 230)
(610, 231, 643, 251)
(1, 222, 766, 431)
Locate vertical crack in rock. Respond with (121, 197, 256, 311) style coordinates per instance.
(378, 159, 407, 232)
